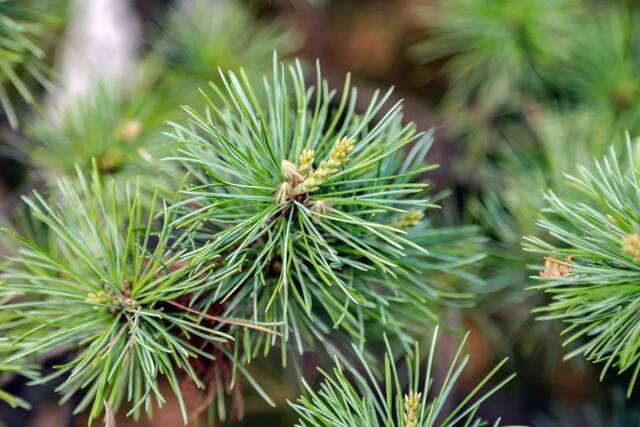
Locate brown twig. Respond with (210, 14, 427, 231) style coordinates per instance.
(165, 300, 279, 335)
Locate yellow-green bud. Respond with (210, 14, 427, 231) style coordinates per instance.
(623, 233, 640, 260)
(86, 291, 113, 305)
(403, 391, 421, 427)
(311, 200, 331, 215)
(296, 137, 354, 194)
(298, 148, 316, 176)
(392, 210, 424, 230)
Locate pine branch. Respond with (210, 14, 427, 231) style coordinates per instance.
(166, 55, 484, 359)
(524, 136, 640, 396)
(0, 306, 38, 410)
(565, 7, 640, 123)
(290, 326, 515, 427)
(0, 170, 275, 423)
(447, 4, 640, 368)
(24, 0, 295, 205)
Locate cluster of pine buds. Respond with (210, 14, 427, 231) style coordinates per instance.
(86, 290, 115, 306)
(296, 137, 353, 193)
(298, 148, 315, 176)
(86, 288, 139, 309)
(275, 136, 354, 202)
(539, 256, 574, 279)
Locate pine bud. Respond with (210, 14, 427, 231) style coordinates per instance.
(403, 391, 421, 427)
(623, 233, 640, 260)
(86, 290, 113, 306)
(326, 137, 354, 170)
(298, 148, 315, 176)
(115, 119, 143, 141)
(281, 160, 304, 181)
(311, 200, 331, 215)
(124, 297, 139, 309)
(99, 148, 124, 173)
(392, 210, 425, 230)
(275, 182, 294, 203)
(296, 137, 354, 194)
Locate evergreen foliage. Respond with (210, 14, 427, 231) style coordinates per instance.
(0, 308, 37, 410)
(7, 0, 628, 423)
(412, 0, 582, 113)
(27, 85, 177, 191)
(0, 0, 63, 128)
(0, 49, 495, 422)
(0, 171, 274, 423)
(414, 0, 640, 374)
(167, 57, 483, 359)
(565, 8, 640, 126)
(151, 0, 294, 110)
(525, 140, 640, 395)
(291, 327, 514, 427)
(19, 0, 294, 203)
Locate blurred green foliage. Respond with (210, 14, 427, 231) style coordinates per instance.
(0, 0, 65, 128)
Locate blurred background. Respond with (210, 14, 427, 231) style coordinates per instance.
(2, 0, 640, 425)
